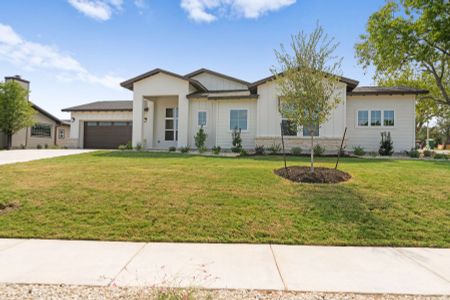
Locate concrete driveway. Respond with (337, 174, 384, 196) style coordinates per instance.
(0, 149, 94, 165)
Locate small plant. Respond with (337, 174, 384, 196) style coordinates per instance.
(423, 149, 434, 157)
(255, 145, 265, 155)
(126, 141, 132, 150)
(239, 149, 248, 156)
(180, 145, 190, 153)
(134, 143, 143, 151)
(194, 126, 207, 152)
(231, 127, 242, 153)
(291, 147, 302, 156)
(169, 146, 176, 152)
(118, 144, 127, 151)
(407, 148, 420, 158)
(353, 145, 365, 156)
(379, 131, 394, 156)
(268, 143, 282, 155)
(44, 144, 48, 149)
(313, 144, 325, 156)
(198, 146, 207, 153)
(212, 145, 221, 155)
(433, 153, 448, 160)
(36, 144, 42, 149)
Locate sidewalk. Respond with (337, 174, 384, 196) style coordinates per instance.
(0, 239, 449, 295)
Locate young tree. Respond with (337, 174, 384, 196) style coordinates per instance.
(0, 81, 35, 149)
(356, 0, 450, 107)
(272, 24, 343, 172)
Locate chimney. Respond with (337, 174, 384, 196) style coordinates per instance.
(5, 75, 30, 100)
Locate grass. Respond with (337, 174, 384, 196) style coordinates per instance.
(0, 151, 449, 247)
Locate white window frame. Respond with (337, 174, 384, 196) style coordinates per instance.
(165, 107, 178, 141)
(229, 109, 248, 132)
(356, 109, 395, 128)
(197, 111, 207, 128)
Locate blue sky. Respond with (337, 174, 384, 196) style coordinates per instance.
(0, 0, 384, 119)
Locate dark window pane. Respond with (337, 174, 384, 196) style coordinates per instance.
(303, 124, 319, 136)
(166, 108, 174, 118)
(99, 122, 112, 126)
(165, 120, 174, 130)
(31, 124, 52, 137)
(114, 122, 127, 126)
(165, 130, 174, 141)
(371, 111, 381, 126)
(86, 122, 97, 126)
(282, 120, 297, 136)
(384, 110, 394, 126)
(358, 111, 369, 126)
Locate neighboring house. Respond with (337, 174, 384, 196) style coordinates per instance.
(0, 76, 70, 149)
(63, 68, 427, 152)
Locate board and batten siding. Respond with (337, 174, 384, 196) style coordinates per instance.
(256, 80, 347, 138)
(346, 95, 416, 152)
(190, 73, 248, 91)
(188, 99, 216, 148)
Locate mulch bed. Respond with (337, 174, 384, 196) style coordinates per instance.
(275, 166, 351, 184)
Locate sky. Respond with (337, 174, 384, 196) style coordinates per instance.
(0, 0, 385, 119)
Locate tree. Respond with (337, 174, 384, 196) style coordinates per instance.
(0, 81, 35, 149)
(194, 125, 207, 153)
(272, 24, 343, 173)
(355, 0, 450, 106)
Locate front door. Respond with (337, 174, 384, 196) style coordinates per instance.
(163, 107, 178, 148)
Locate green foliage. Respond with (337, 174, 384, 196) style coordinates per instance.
(433, 153, 448, 160)
(118, 144, 128, 151)
(36, 144, 42, 149)
(180, 146, 190, 153)
(231, 127, 242, 153)
(169, 146, 176, 152)
(134, 143, 143, 151)
(239, 149, 248, 156)
(423, 149, 434, 157)
(155, 288, 196, 300)
(379, 132, 394, 156)
(126, 141, 132, 150)
(355, 0, 450, 106)
(194, 126, 207, 150)
(291, 147, 302, 155)
(212, 145, 221, 155)
(0, 81, 35, 149)
(255, 145, 266, 155)
(407, 148, 420, 158)
(313, 144, 325, 157)
(353, 146, 366, 156)
(268, 143, 282, 155)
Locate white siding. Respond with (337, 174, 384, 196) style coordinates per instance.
(191, 72, 248, 91)
(188, 99, 216, 148)
(346, 95, 416, 152)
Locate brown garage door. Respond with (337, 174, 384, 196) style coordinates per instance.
(84, 121, 132, 149)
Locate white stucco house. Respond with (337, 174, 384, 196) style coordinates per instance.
(62, 68, 427, 152)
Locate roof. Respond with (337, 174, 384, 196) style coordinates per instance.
(249, 72, 359, 92)
(348, 86, 428, 96)
(62, 101, 133, 112)
(120, 68, 208, 91)
(187, 90, 257, 100)
(185, 68, 250, 86)
(4, 75, 30, 84)
(31, 103, 61, 125)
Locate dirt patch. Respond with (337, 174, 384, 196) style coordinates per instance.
(275, 166, 351, 184)
(0, 202, 19, 215)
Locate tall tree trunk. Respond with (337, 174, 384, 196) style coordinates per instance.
(6, 132, 12, 150)
(310, 134, 314, 173)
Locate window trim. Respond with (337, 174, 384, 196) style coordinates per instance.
(356, 109, 396, 128)
(197, 111, 207, 128)
(30, 123, 52, 138)
(229, 109, 249, 132)
(58, 128, 65, 139)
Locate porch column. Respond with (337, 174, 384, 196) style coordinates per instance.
(177, 94, 189, 147)
(132, 96, 144, 147)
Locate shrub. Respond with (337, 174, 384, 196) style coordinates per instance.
(169, 146, 176, 152)
(194, 126, 207, 151)
(180, 145, 190, 153)
(36, 144, 42, 149)
(353, 145, 365, 156)
(423, 149, 434, 157)
(118, 144, 128, 151)
(313, 144, 325, 156)
(212, 145, 221, 155)
(268, 143, 282, 155)
(379, 132, 394, 156)
(198, 146, 207, 153)
(126, 141, 132, 150)
(20, 144, 25, 149)
(255, 145, 265, 155)
(433, 153, 448, 160)
(407, 148, 420, 158)
(44, 144, 48, 149)
(291, 147, 302, 156)
(134, 143, 143, 151)
(231, 127, 242, 153)
(239, 149, 248, 156)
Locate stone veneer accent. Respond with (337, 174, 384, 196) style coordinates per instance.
(255, 136, 346, 153)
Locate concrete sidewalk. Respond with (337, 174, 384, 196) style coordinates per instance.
(0, 239, 449, 295)
(0, 149, 94, 165)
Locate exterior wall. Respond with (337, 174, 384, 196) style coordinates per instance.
(56, 124, 71, 148)
(188, 99, 216, 148)
(346, 94, 416, 152)
(190, 73, 248, 91)
(11, 111, 58, 149)
(69, 111, 134, 148)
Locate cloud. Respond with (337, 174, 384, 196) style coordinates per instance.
(180, 0, 295, 22)
(0, 23, 123, 89)
(67, 0, 124, 21)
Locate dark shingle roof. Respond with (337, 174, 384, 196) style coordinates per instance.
(348, 86, 428, 96)
(185, 68, 250, 86)
(62, 101, 133, 112)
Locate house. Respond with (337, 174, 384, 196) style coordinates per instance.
(62, 68, 427, 152)
(0, 76, 70, 149)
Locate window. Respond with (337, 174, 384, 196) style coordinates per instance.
(358, 111, 369, 126)
(165, 108, 178, 141)
(281, 119, 297, 136)
(86, 122, 97, 126)
(371, 110, 381, 126)
(99, 122, 112, 126)
(31, 124, 51, 137)
(198, 111, 207, 127)
(58, 128, 65, 139)
(384, 110, 395, 126)
(230, 110, 248, 130)
(303, 124, 319, 137)
(114, 122, 128, 126)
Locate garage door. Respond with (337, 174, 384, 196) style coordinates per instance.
(84, 121, 132, 149)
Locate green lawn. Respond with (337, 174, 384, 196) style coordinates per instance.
(0, 151, 449, 247)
